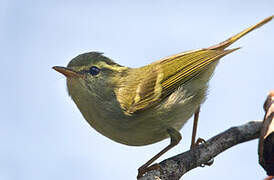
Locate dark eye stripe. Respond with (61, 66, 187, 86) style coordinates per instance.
(89, 66, 100, 76)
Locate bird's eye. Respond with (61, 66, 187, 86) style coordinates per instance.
(89, 66, 101, 76)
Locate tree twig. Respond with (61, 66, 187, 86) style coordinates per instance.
(138, 120, 262, 180)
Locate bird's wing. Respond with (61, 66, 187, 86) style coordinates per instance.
(123, 48, 238, 114)
(119, 15, 273, 114)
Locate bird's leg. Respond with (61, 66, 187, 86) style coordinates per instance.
(137, 127, 182, 178)
(190, 107, 214, 166)
(190, 107, 201, 149)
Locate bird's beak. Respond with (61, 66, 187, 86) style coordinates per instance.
(52, 66, 83, 78)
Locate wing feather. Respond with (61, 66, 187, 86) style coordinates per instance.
(117, 15, 274, 114)
(123, 48, 239, 114)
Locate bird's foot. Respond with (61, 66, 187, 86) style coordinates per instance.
(200, 158, 214, 167)
(194, 138, 214, 167)
(194, 137, 206, 146)
(137, 163, 161, 178)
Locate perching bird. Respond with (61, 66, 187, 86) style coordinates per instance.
(53, 15, 273, 177)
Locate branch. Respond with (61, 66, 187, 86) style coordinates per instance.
(259, 90, 274, 176)
(138, 120, 262, 180)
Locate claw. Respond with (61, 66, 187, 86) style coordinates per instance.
(193, 138, 214, 167)
(137, 163, 161, 178)
(194, 138, 206, 146)
(200, 158, 214, 167)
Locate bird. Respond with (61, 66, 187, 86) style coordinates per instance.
(53, 15, 273, 178)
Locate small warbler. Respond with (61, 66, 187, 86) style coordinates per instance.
(53, 16, 273, 177)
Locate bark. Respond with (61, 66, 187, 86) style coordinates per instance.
(259, 91, 274, 176)
(138, 120, 262, 180)
(138, 91, 274, 180)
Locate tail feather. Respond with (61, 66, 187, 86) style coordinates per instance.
(208, 15, 273, 50)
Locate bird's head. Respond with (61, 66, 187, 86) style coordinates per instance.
(53, 52, 129, 104)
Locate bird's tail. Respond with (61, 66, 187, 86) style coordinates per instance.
(208, 15, 273, 50)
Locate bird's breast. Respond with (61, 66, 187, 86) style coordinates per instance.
(74, 82, 208, 146)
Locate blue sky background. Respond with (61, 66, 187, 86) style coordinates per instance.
(1, 1, 273, 180)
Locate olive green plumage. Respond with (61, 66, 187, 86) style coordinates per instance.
(54, 16, 273, 146)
